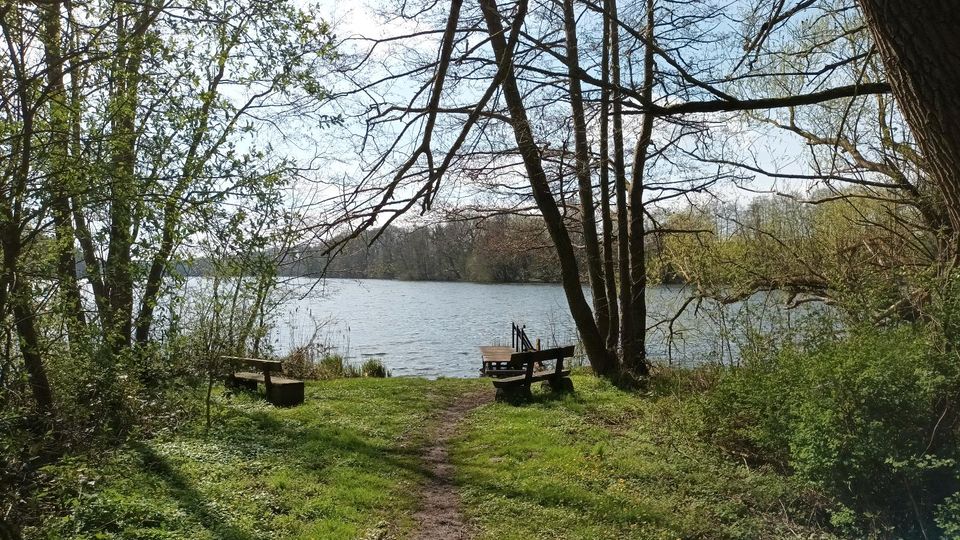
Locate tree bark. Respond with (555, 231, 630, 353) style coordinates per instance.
(479, 0, 616, 376)
(857, 0, 960, 253)
(39, 0, 87, 341)
(623, 0, 654, 377)
(561, 0, 612, 352)
(105, 6, 151, 354)
(606, 0, 634, 366)
(0, 8, 56, 415)
(598, 7, 619, 351)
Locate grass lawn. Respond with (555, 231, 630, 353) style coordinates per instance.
(451, 374, 835, 539)
(29, 374, 837, 539)
(30, 377, 483, 539)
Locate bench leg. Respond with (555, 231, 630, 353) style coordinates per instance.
(266, 382, 305, 407)
(495, 385, 533, 404)
(545, 377, 574, 394)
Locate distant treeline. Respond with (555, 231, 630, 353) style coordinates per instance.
(181, 213, 692, 284)
(284, 215, 567, 283)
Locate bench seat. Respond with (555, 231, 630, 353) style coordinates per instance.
(483, 368, 527, 378)
(232, 372, 303, 385)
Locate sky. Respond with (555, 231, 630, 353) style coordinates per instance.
(271, 0, 879, 233)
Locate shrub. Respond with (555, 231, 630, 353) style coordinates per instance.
(281, 348, 381, 380)
(281, 346, 355, 379)
(316, 354, 360, 379)
(360, 358, 390, 378)
(281, 345, 324, 379)
(702, 326, 960, 534)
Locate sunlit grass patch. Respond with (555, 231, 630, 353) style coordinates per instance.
(32, 377, 483, 539)
(452, 375, 835, 539)
(29, 373, 837, 539)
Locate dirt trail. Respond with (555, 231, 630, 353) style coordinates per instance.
(410, 391, 492, 540)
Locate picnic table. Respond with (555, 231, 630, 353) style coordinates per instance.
(480, 345, 527, 377)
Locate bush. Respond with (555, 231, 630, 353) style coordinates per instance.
(281, 345, 325, 379)
(360, 358, 390, 378)
(281, 348, 387, 380)
(702, 326, 960, 535)
(316, 354, 360, 379)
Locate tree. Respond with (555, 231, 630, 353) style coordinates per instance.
(478, 0, 617, 375)
(0, 0, 337, 426)
(856, 1, 960, 258)
(321, 0, 893, 379)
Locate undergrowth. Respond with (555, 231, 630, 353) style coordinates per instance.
(282, 346, 390, 380)
(700, 325, 960, 537)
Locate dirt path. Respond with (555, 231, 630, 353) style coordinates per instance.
(410, 391, 493, 540)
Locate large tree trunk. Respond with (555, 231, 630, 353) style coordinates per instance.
(10, 280, 55, 417)
(623, 0, 654, 377)
(606, 0, 635, 366)
(479, 0, 617, 377)
(0, 18, 56, 415)
(0, 213, 55, 417)
(105, 7, 150, 355)
(598, 8, 620, 351)
(857, 1, 960, 253)
(40, 0, 87, 342)
(105, 68, 136, 353)
(561, 0, 613, 352)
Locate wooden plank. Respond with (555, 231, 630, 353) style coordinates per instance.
(492, 369, 571, 388)
(231, 371, 302, 386)
(479, 346, 514, 362)
(508, 345, 575, 363)
(269, 376, 304, 385)
(483, 361, 517, 369)
(479, 345, 513, 354)
(232, 371, 265, 382)
(484, 370, 526, 377)
(267, 379, 304, 406)
(221, 355, 283, 369)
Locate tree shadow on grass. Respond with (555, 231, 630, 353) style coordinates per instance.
(497, 384, 579, 407)
(132, 442, 256, 540)
(235, 409, 431, 480)
(130, 408, 432, 540)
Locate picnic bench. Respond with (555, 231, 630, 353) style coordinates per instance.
(222, 356, 304, 407)
(491, 345, 576, 402)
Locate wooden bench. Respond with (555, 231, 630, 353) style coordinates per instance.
(491, 345, 576, 402)
(222, 356, 304, 407)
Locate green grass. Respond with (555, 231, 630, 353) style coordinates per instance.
(30, 377, 483, 539)
(28, 374, 839, 539)
(451, 375, 837, 539)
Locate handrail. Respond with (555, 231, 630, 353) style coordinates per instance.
(511, 322, 536, 352)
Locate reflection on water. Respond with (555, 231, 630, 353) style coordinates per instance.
(260, 278, 816, 378)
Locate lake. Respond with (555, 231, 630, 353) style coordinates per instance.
(263, 278, 790, 378)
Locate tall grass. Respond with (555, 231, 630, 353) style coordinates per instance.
(281, 345, 389, 380)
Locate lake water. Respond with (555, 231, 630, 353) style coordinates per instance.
(262, 278, 787, 378)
